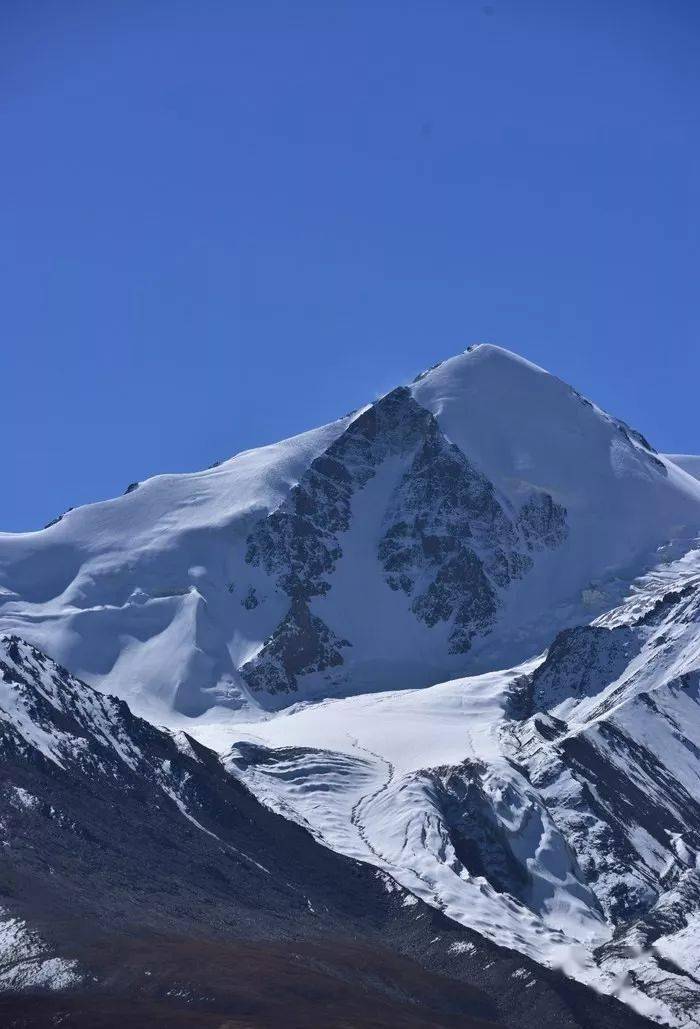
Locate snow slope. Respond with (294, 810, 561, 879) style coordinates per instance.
(1, 345, 699, 723)
(0, 908, 80, 993)
(665, 455, 700, 483)
(411, 349, 700, 670)
(0, 418, 350, 720)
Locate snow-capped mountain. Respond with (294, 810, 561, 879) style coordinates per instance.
(3, 345, 700, 1027)
(1, 345, 699, 722)
(0, 634, 650, 1028)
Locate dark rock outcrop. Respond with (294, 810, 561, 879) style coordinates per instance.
(240, 599, 350, 694)
(244, 388, 568, 688)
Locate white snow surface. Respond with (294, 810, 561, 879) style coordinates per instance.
(665, 454, 700, 483)
(1, 345, 699, 722)
(215, 664, 611, 954)
(0, 416, 350, 721)
(0, 907, 81, 992)
(201, 663, 670, 1024)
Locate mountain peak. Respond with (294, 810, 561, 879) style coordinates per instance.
(1, 347, 699, 722)
(418, 342, 549, 381)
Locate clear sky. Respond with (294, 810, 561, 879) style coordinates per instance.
(2, 0, 699, 531)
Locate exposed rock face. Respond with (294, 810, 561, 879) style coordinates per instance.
(513, 672, 700, 942)
(427, 761, 531, 899)
(243, 388, 433, 691)
(378, 420, 556, 653)
(517, 493, 568, 551)
(240, 599, 350, 694)
(493, 565, 700, 1024)
(0, 636, 143, 771)
(244, 387, 568, 689)
(245, 388, 433, 602)
(527, 625, 639, 711)
(632, 582, 697, 627)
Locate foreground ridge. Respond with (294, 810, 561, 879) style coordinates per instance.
(0, 634, 652, 1028)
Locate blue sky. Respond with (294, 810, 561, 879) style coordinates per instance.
(2, 0, 699, 531)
